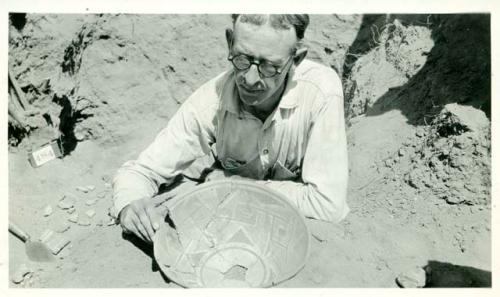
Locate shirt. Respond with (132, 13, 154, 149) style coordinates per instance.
(112, 59, 349, 222)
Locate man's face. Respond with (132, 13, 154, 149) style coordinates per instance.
(230, 21, 298, 107)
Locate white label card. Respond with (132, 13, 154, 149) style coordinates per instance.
(32, 145, 56, 166)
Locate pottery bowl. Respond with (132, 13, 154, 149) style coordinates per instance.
(153, 180, 310, 287)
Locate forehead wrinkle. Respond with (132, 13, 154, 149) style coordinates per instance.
(233, 22, 295, 64)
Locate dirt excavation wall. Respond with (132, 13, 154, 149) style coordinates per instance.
(344, 14, 490, 123)
(343, 14, 491, 206)
(8, 14, 362, 151)
(8, 14, 491, 288)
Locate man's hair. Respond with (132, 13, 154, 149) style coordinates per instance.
(231, 14, 310, 40)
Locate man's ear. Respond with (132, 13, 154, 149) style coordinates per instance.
(293, 46, 308, 66)
(225, 28, 234, 51)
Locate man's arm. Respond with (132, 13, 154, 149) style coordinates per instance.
(113, 99, 217, 215)
(112, 80, 218, 242)
(258, 92, 349, 222)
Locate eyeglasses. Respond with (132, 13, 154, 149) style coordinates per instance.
(228, 53, 293, 78)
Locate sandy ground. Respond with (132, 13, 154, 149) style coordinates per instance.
(8, 14, 491, 288)
(8, 110, 491, 288)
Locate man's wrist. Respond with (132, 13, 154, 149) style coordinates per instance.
(116, 204, 130, 224)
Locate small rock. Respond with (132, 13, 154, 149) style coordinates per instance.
(107, 218, 116, 226)
(101, 174, 112, 183)
(445, 195, 462, 205)
(55, 223, 71, 233)
(85, 209, 96, 218)
(43, 205, 53, 217)
(58, 199, 74, 210)
(78, 219, 91, 226)
(67, 207, 76, 214)
(396, 267, 426, 288)
(11, 263, 32, 284)
(97, 190, 108, 199)
(11, 273, 28, 284)
(85, 199, 97, 206)
(104, 182, 112, 189)
(74, 132, 86, 141)
(398, 148, 406, 157)
(86, 185, 96, 192)
(464, 183, 478, 193)
(416, 130, 425, 138)
(76, 186, 89, 193)
(408, 178, 419, 189)
(68, 213, 79, 223)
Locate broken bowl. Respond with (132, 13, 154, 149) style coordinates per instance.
(153, 180, 310, 288)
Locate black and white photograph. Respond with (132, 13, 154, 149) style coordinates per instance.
(3, 0, 496, 292)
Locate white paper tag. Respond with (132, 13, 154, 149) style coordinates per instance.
(32, 144, 56, 167)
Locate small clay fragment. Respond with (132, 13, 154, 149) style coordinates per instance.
(101, 174, 111, 183)
(78, 219, 91, 226)
(58, 199, 74, 210)
(43, 205, 53, 217)
(85, 199, 97, 206)
(445, 195, 462, 205)
(11, 263, 32, 284)
(76, 186, 89, 193)
(396, 267, 426, 288)
(74, 132, 86, 141)
(85, 209, 96, 218)
(97, 190, 108, 199)
(68, 213, 78, 223)
(55, 223, 71, 233)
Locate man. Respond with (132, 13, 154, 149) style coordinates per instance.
(112, 14, 349, 243)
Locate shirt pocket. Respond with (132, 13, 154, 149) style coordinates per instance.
(220, 155, 267, 179)
(271, 160, 300, 181)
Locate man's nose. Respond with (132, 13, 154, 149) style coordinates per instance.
(243, 64, 262, 86)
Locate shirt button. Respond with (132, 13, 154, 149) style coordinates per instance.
(263, 149, 269, 154)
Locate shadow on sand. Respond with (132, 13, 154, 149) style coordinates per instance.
(423, 260, 491, 288)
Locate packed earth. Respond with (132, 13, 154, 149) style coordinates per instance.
(8, 14, 491, 287)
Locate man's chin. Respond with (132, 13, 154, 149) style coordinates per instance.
(240, 95, 262, 106)
(237, 88, 266, 106)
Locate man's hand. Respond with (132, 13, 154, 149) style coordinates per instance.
(118, 197, 164, 244)
(205, 168, 230, 182)
(205, 168, 253, 182)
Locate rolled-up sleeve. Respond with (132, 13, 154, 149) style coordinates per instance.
(112, 86, 217, 218)
(258, 91, 349, 222)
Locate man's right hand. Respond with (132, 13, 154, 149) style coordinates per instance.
(118, 197, 163, 244)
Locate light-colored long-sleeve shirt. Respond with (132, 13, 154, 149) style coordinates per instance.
(112, 59, 349, 222)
